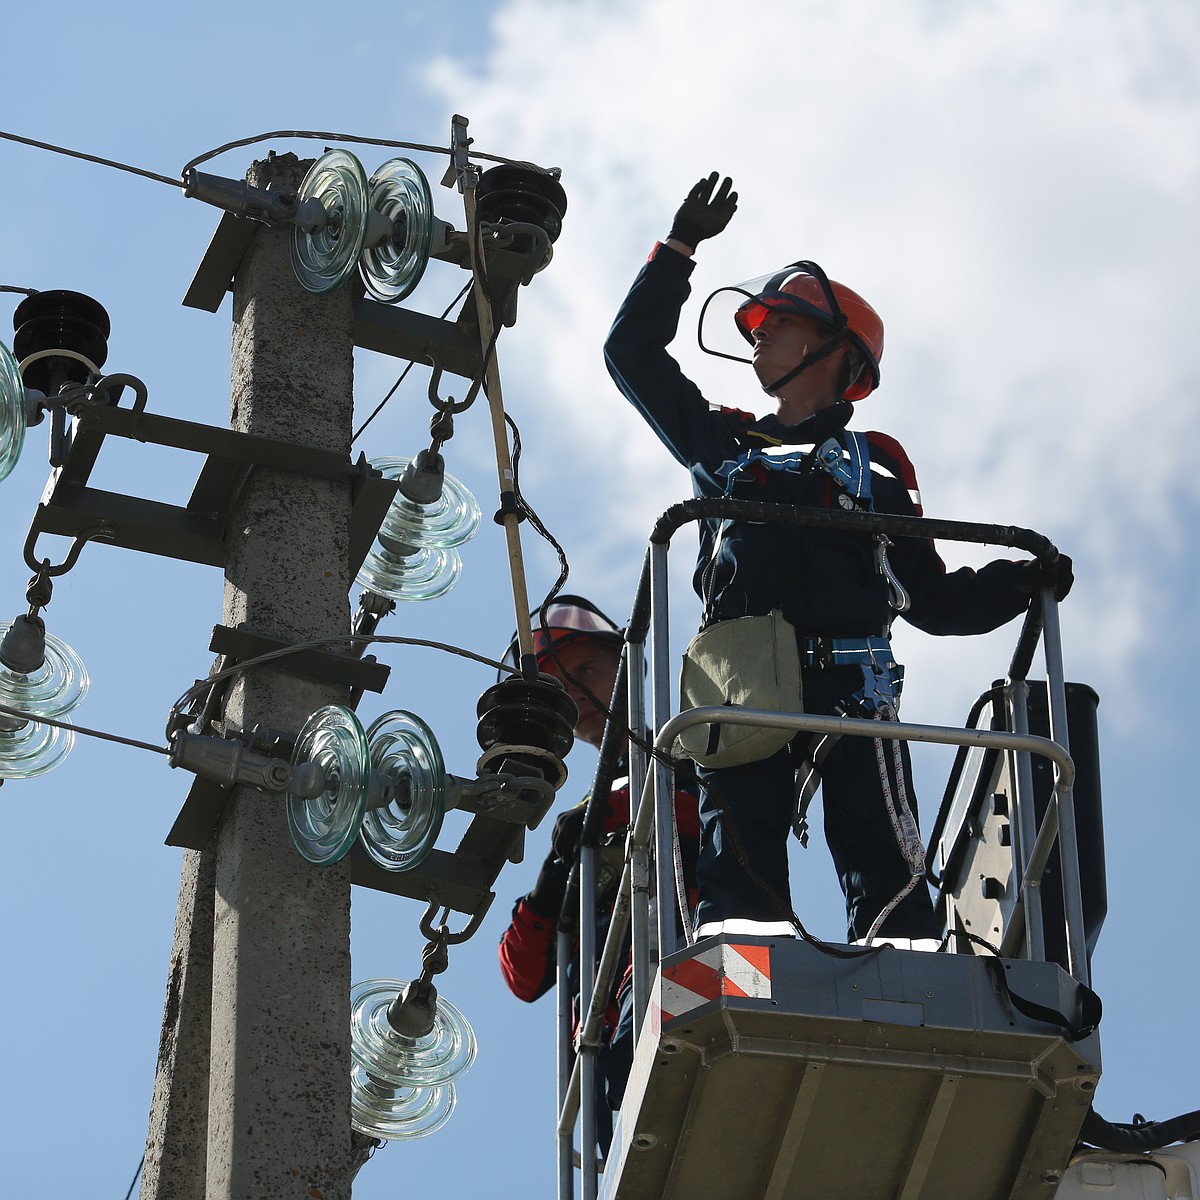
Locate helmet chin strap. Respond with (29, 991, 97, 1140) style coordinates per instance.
(761, 329, 846, 396)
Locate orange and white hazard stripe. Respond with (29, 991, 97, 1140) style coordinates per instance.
(653, 943, 773, 1033)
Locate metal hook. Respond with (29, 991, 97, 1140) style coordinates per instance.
(23, 520, 116, 577)
(418, 891, 489, 946)
(87, 372, 149, 415)
(425, 352, 483, 416)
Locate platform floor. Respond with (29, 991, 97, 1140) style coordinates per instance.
(600, 936, 1101, 1200)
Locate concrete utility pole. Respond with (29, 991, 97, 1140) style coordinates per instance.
(142, 153, 361, 1199)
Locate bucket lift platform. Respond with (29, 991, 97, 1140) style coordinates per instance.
(602, 934, 1100, 1200)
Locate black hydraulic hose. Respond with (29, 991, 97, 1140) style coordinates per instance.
(579, 653, 631, 851)
(556, 652, 631, 933)
(1080, 1107, 1200, 1152)
(924, 684, 1005, 885)
(625, 551, 653, 650)
(1008, 598, 1046, 685)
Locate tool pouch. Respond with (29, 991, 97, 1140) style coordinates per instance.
(677, 610, 802, 768)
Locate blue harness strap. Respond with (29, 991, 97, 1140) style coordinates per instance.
(814, 431, 872, 510)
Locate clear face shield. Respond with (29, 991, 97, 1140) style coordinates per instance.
(696, 260, 846, 365)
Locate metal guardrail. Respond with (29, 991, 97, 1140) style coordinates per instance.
(555, 499, 1081, 1200)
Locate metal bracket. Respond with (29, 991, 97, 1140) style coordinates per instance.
(25, 395, 397, 575)
(207, 625, 390, 695)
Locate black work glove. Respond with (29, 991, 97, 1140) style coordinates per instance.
(1016, 554, 1074, 602)
(668, 173, 738, 250)
(524, 853, 570, 920)
(524, 804, 587, 919)
(550, 803, 588, 865)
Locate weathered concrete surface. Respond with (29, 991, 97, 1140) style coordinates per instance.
(143, 152, 361, 1200)
(141, 846, 215, 1200)
(209, 152, 356, 1200)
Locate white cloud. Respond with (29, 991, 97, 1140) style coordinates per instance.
(422, 0, 1200, 716)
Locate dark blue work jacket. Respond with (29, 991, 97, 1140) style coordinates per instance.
(603, 245, 1029, 639)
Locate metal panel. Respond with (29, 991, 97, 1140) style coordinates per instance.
(351, 297, 482, 379)
(182, 212, 258, 312)
(939, 683, 1106, 972)
(601, 936, 1100, 1200)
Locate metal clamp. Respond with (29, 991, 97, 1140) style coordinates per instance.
(168, 728, 292, 792)
(480, 220, 552, 283)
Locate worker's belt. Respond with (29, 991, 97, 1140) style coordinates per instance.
(798, 635, 896, 670)
(798, 636, 904, 716)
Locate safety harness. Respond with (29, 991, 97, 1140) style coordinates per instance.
(717, 429, 929, 941)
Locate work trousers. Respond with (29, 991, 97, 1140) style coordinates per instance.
(694, 665, 942, 941)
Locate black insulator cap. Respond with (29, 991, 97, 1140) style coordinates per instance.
(476, 675, 577, 760)
(12, 290, 111, 393)
(0, 613, 47, 675)
(476, 166, 567, 244)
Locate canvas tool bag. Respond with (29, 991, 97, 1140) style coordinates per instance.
(677, 609, 802, 768)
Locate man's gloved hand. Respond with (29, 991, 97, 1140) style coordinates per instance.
(668, 173, 738, 250)
(550, 803, 588, 865)
(1016, 554, 1074, 602)
(524, 804, 587, 919)
(524, 853, 570, 921)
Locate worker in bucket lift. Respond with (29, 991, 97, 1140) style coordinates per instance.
(603, 174, 1072, 946)
(497, 596, 700, 1148)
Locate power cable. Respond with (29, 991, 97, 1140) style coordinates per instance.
(0, 129, 179, 187)
(167, 632, 518, 740)
(506, 412, 569, 603)
(0, 703, 170, 757)
(352, 280, 473, 444)
(122, 1153, 144, 1200)
(0, 633, 515, 766)
(0, 127, 559, 200)
(183, 131, 557, 177)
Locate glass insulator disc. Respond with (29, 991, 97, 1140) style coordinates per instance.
(359, 710, 446, 872)
(350, 977, 477, 1089)
(286, 704, 370, 865)
(360, 157, 435, 304)
(290, 149, 370, 295)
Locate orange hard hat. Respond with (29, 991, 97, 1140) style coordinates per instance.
(733, 262, 883, 401)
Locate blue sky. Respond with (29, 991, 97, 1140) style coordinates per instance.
(1, 2, 1198, 1196)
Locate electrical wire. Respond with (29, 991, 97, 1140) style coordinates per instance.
(182, 130, 558, 177)
(0, 633, 512, 765)
(0, 702, 170, 756)
(352, 280, 474, 444)
(122, 1153, 144, 1200)
(0, 126, 560, 203)
(167, 632, 519, 740)
(0, 129, 180, 187)
(507, 412, 570, 604)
